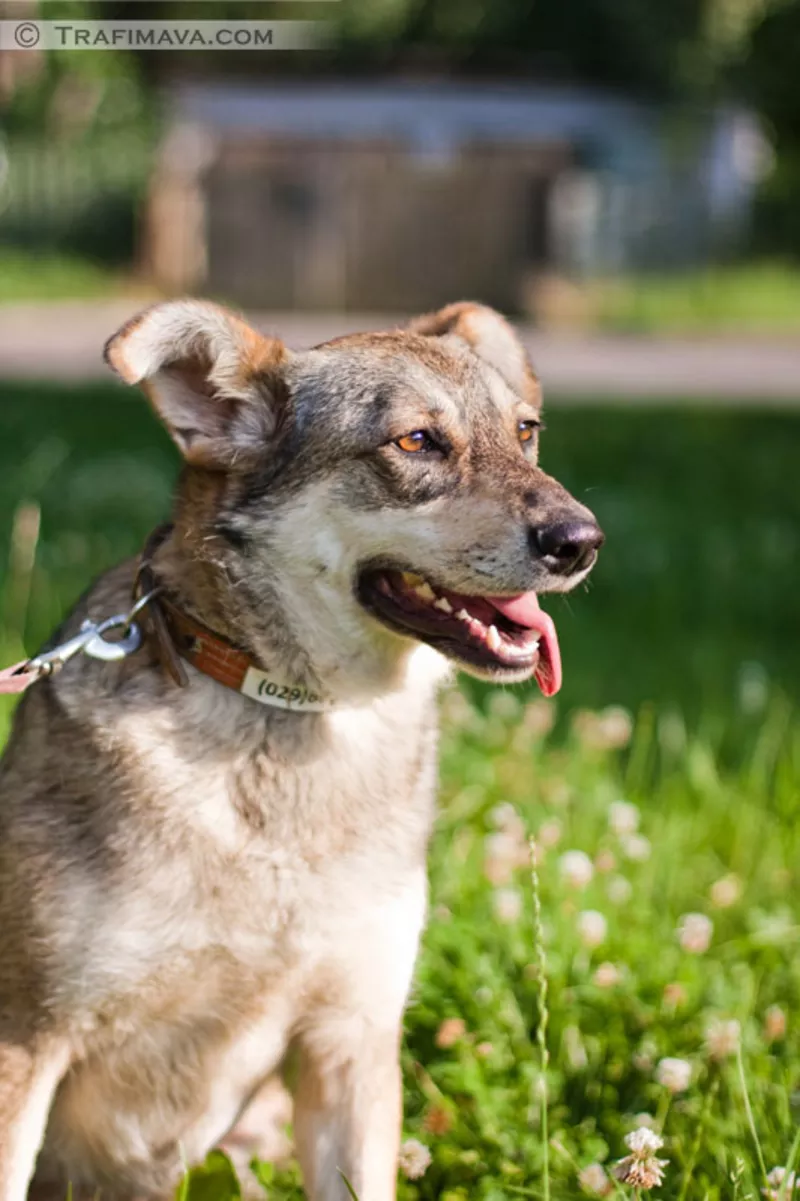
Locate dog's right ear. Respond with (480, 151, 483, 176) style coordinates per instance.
(104, 300, 291, 471)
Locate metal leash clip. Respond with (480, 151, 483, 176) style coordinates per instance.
(24, 589, 159, 679)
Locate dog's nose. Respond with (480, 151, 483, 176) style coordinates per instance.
(531, 519, 605, 575)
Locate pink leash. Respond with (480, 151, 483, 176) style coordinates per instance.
(0, 661, 38, 694)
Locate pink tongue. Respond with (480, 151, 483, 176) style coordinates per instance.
(488, 592, 562, 698)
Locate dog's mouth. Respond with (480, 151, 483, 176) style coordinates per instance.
(357, 569, 561, 694)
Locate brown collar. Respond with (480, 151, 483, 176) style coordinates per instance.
(134, 525, 333, 713)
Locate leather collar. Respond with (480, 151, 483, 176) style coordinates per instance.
(134, 525, 333, 713)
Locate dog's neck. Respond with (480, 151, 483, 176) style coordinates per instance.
(148, 524, 448, 707)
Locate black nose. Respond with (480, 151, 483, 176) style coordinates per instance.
(531, 519, 605, 575)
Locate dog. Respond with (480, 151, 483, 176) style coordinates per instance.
(0, 300, 603, 1201)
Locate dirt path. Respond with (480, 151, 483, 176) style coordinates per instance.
(1, 300, 799, 404)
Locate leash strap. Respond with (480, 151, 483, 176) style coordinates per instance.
(0, 661, 39, 694)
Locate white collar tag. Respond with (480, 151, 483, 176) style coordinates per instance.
(239, 665, 334, 712)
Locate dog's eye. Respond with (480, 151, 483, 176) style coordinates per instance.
(518, 420, 541, 445)
(395, 430, 438, 454)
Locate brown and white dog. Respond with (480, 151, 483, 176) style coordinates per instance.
(0, 301, 602, 1200)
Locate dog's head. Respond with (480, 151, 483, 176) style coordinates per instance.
(106, 301, 602, 695)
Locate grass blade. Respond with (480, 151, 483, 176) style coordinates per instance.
(781, 1125, 800, 1201)
(736, 1042, 768, 1186)
(338, 1170, 360, 1200)
(529, 838, 550, 1201)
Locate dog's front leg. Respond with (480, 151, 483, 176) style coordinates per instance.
(0, 1038, 69, 1201)
(294, 1019, 402, 1201)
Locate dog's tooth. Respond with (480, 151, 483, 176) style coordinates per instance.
(455, 608, 471, 623)
(487, 624, 502, 653)
(414, 581, 436, 603)
(507, 637, 539, 659)
(377, 576, 392, 596)
(434, 596, 453, 614)
(402, 572, 424, 588)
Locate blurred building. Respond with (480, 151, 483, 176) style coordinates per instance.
(145, 81, 764, 312)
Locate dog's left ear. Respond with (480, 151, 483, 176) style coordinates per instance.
(408, 301, 539, 405)
(104, 300, 291, 471)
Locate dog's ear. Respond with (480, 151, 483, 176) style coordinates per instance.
(104, 300, 291, 471)
(408, 302, 539, 405)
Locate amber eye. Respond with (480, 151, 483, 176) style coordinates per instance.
(518, 420, 539, 444)
(396, 430, 436, 454)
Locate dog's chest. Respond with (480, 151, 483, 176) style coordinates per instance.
(46, 691, 436, 1186)
(75, 683, 439, 1011)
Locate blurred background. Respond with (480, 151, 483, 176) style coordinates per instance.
(3, 9, 800, 1197)
(1, 0, 799, 737)
(4, 0, 800, 317)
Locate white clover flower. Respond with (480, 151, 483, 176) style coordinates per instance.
(572, 706, 633, 750)
(593, 961, 622, 988)
(488, 801, 524, 834)
(483, 830, 526, 885)
(596, 705, 634, 748)
(705, 1017, 740, 1060)
(621, 832, 652, 862)
(655, 1056, 692, 1094)
(559, 850, 594, 890)
(578, 1162, 613, 1196)
(612, 1127, 669, 1189)
(607, 875, 633, 905)
(763, 1166, 800, 1199)
(594, 848, 617, 873)
(608, 799, 640, 836)
(519, 698, 557, 739)
(538, 817, 563, 848)
(677, 912, 713, 954)
(632, 1039, 657, 1072)
(577, 909, 608, 949)
(710, 873, 742, 909)
(398, 1138, 432, 1180)
(493, 887, 523, 923)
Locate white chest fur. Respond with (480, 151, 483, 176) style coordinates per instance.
(57, 644, 443, 1016)
(44, 661, 439, 1190)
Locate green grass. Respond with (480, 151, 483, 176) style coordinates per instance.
(0, 383, 799, 1199)
(0, 249, 138, 304)
(587, 263, 800, 336)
